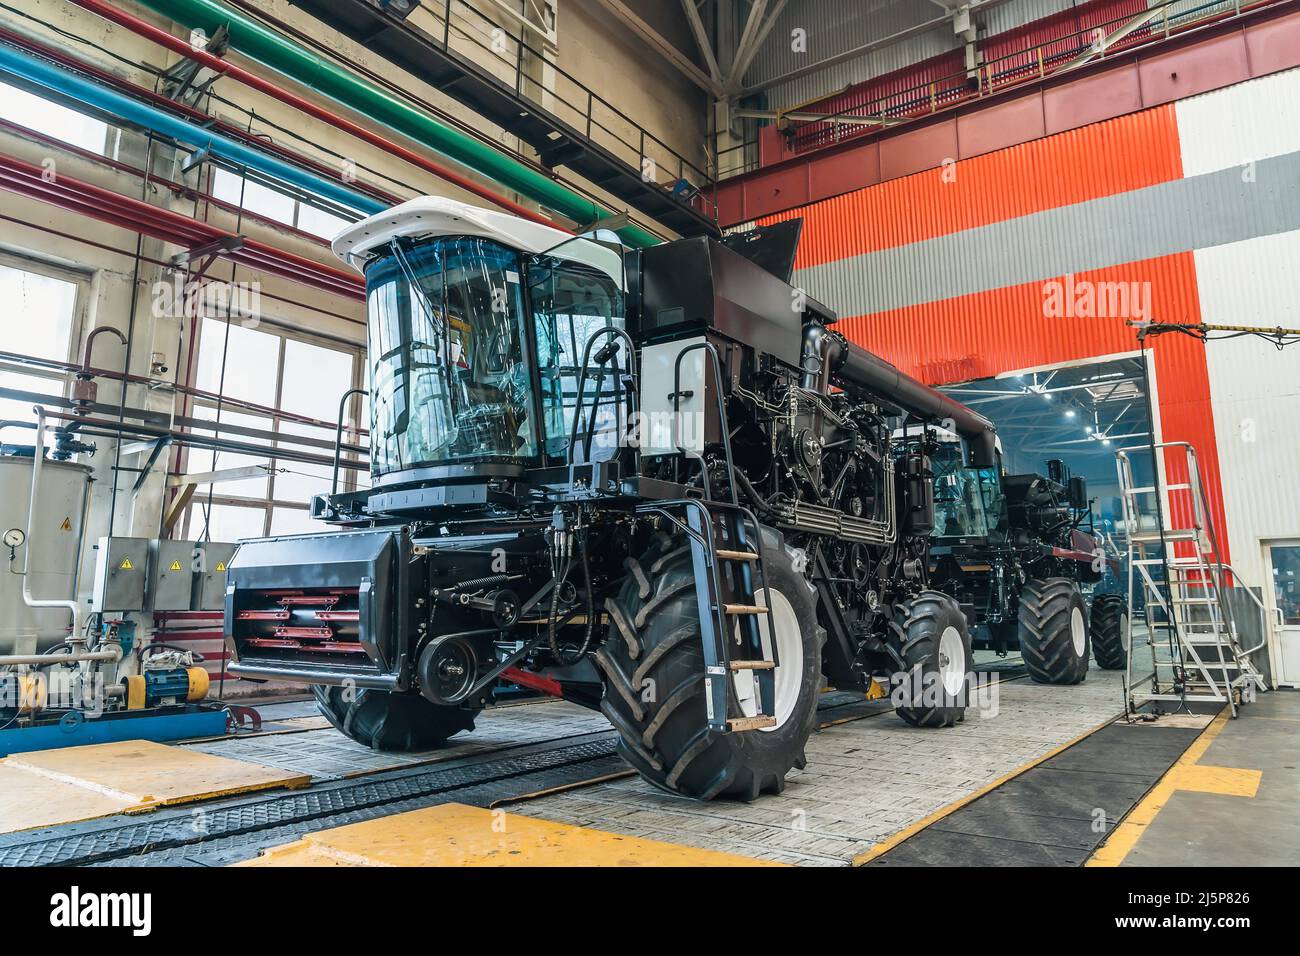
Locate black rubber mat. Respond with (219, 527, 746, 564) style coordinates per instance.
(868, 720, 1207, 867)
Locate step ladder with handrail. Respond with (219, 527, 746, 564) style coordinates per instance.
(1115, 441, 1268, 717)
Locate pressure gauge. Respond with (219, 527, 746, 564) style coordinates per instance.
(3, 528, 25, 548)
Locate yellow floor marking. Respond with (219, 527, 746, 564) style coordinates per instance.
(851, 711, 1120, 866)
(0, 740, 309, 834)
(1086, 710, 1261, 867)
(238, 802, 783, 867)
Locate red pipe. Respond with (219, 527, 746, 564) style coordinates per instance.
(0, 151, 364, 298)
(0, 117, 336, 248)
(0, 211, 363, 325)
(68, 0, 563, 230)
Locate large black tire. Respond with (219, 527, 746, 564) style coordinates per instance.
(1018, 578, 1090, 684)
(891, 590, 973, 728)
(600, 527, 823, 801)
(313, 684, 478, 750)
(1090, 593, 1128, 670)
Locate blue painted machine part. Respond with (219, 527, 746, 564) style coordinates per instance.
(141, 667, 191, 706)
(0, 706, 228, 756)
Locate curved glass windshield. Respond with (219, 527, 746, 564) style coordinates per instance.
(365, 237, 537, 476)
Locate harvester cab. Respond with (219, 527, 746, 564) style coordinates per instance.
(224, 196, 1000, 800)
(913, 426, 1129, 683)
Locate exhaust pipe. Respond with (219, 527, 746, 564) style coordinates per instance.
(801, 324, 997, 467)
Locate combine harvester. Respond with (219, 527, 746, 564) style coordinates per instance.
(224, 198, 1000, 799)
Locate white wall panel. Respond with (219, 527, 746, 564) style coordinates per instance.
(1195, 230, 1300, 591)
(1176, 67, 1300, 177)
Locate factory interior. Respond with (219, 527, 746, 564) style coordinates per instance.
(0, 0, 1296, 914)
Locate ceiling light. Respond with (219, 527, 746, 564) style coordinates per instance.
(1065, 409, 1076, 418)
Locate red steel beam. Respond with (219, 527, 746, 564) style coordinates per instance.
(67, 0, 562, 229)
(0, 151, 364, 298)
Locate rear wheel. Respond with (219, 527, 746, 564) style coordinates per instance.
(891, 590, 973, 728)
(600, 527, 822, 801)
(313, 685, 478, 751)
(1090, 593, 1128, 670)
(1018, 578, 1090, 684)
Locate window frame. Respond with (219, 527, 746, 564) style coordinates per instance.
(179, 316, 365, 541)
(0, 250, 92, 417)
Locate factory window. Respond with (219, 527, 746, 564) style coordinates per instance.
(210, 167, 356, 241)
(181, 317, 363, 542)
(0, 81, 110, 154)
(0, 254, 88, 425)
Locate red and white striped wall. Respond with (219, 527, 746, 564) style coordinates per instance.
(758, 66, 1300, 618)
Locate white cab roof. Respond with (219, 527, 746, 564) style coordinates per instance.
(331, 196, 625, 287)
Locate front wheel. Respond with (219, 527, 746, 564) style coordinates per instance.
(313, 684, 479, 751)
(600, 527, 823, 801)
(1018, 578, 1090, 684)
(890, 590, 973, 728)
(1090, 593, 1128, 670)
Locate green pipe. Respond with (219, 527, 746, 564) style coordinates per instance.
(134, 0, 661, 247)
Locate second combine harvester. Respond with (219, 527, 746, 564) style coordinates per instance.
(224, 198, 1001, 800)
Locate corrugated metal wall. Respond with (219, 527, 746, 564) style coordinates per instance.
(744, 0, 1130, 111)
(743, 0, 950, 111)
(758, 66, 1300, 590)
(1176, 70, 1300, 603)
(1196, 231, 1300, 589)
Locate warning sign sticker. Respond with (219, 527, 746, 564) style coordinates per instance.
(169, 559, 183, 571)
(119, 557, 134, 570)
(58, 517, 72, 532)
(214, 561, 227, 572)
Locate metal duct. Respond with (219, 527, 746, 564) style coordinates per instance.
(802, 323, 998, 466)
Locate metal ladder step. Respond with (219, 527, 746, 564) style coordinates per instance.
(1129, 528, 1202, 543)
(716, 548, 757, 562)
(1126, 483, 1192, 495)
(727, 715, 777, 731)
(728, 660, 775, 671)
(723, 603, 766, 615)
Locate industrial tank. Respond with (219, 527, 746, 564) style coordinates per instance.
(0, 454, 92, 655)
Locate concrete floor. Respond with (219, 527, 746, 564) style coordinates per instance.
(1121, 690, 1300, 867)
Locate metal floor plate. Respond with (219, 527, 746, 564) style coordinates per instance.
(183, 699, 613, 779)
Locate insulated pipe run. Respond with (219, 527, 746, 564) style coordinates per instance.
(0, 39, 385, 217)
(0, 151, 365, 298)
(128, 0, 662, 247)
(67, 0, 559, 229)
(800, 324, 999, 467)
(17, 406, 83, 643)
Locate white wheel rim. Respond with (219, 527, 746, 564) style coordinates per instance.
(938, 625, 966, 697)
(1071, 606, 1086, 657)
(733, 587, 802, 732)
(1120, 612, 1130, 651)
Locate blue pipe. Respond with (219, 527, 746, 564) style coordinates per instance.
(0, 39, 386, 215)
